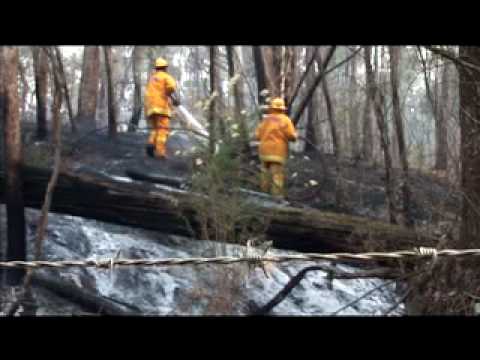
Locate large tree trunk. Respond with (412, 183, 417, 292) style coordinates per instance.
(2, 47, 26, 285)
(103, 46, 117, 139)
(262, 46, 281, 98)
(363, 46, 397, 224)
(0, 166, 438, 255)
(389, 46, 412, 227)
(128, 46, 143, 132)
(261, 46, 297, 105)
(458, 46, 480, 247)
(77, 46, 100, 129)
(32, 47, 49, 140)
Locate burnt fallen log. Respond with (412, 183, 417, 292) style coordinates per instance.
(0, 166, 438, 253)
(31, 272, 141, 315)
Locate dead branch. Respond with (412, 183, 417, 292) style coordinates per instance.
(250, 265, 401, 315)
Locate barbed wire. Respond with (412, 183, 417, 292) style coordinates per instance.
(0, 247, 478, 271)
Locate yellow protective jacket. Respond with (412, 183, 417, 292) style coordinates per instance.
(144, 70, 177, 118)
(255, 111, 297, 164)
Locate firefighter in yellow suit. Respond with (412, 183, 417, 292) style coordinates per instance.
(255, 98, 297, 198)
(144, 57, 180, 158)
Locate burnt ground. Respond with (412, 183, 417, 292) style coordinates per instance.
(22, 123, 461, 229)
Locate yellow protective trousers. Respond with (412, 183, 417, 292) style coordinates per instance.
(260, 161, 285, 197)
(147, 114, 170, 158)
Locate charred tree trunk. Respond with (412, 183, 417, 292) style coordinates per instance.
(283, 46, 297, 108)
(364, 46, 397, 224)
(389, 46, 412, 227)
(2, 47, 26, 285)
(103, 46, 117, 139)
(32, 47, 49, 140)
(305, 47, 319, 153)
(252, 46, 268, 105)
(317, 49, 345, 208)
(458, 46, 480, 247)
(318, 50, 341, 159)
(435, 59, 450, 171)
(77, 46, 100, 129)
(129, 46, 143, 132)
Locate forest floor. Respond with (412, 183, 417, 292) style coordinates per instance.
(16, 123, 471, 315)
(23, 123, 461, 233)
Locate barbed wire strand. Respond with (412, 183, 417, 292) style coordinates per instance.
(0, 247, 479, 270)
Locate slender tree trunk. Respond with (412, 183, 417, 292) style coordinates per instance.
(389, 46, 412, 227)
(32, 47, 49, 140)
(77, 46, 100, 129)
(293, 46, 336, 125)
(208, 46, 217, 155)
(305, 47, 318, 153)
(252, 46, 268, 104)
(98, 63, 107, 123)
(18, 60, 29, 122)
(348, 56, 360, 158)
(284, 46, 297, 108)
(103, 46, 117, 139)
(53, 47, 76, 133)
(34, 63, 63, 260)
(226, 46, 249, 155)
(288, 47, 318, 115)
(213, 48, 226, 139)
(0, 51, 4, 265)
(364, 46, 397, 224)
(129, 46, 143, 132)
(2, 47, 26, 285)
(458, 46, 480, 247)
(417, 47, 449, 171)
(318, 49, 344, 208)
(362, 91, 373, 160)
